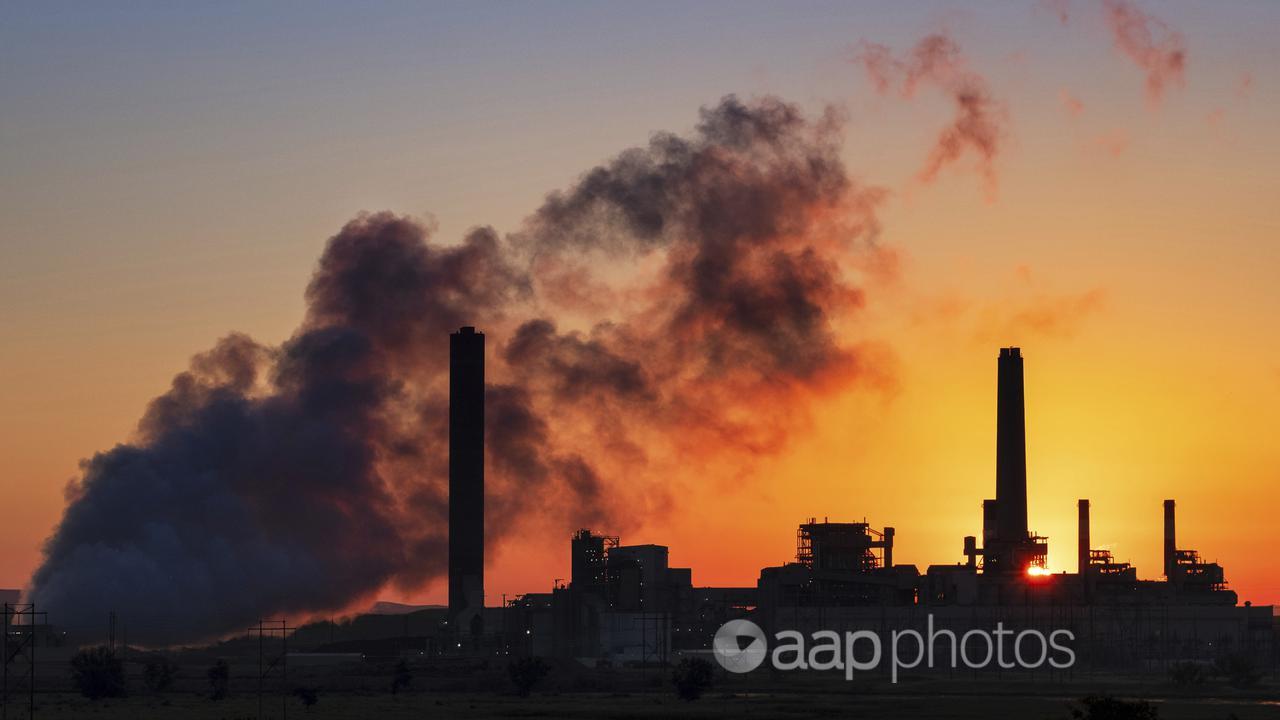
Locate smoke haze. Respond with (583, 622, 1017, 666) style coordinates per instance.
(856, 33, 1007, 198)
(1101, 0, 1187, 104)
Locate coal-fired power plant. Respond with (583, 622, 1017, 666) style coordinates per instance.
(425, 340, 1274, 668)
(448, 326, 485, 634)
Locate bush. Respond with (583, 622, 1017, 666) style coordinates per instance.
(508, 656, 551, 697)
(1070, 695, 1159, 720)
(293, 686, 319, 710)
(207, 659, 230, 701)
(1167, 660, 1208, 687)
(672, 657, 714, 701)
(70, 646, 127, 700)
(142, 655, 177, 693)
(391, 658, 412, 695)
(1214, 652, 1262, 688)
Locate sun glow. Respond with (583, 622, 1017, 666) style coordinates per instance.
(1026, 566, 1052, 577)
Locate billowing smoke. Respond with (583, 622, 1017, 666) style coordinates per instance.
(30, 95, 887, 645)
(856, 33, 1006, 197)
(1101, 0, 1186, 104)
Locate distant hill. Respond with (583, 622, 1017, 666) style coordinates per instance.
(366, 601, 444, 615)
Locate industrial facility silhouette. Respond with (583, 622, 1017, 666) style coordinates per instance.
(9, 332, 1270, 672)
(422, 332, 1269, 668)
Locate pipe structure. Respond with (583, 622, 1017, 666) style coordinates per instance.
(1078, 499, 1091, 575)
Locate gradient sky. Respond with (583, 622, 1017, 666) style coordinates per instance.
(3, 1, 1278, 610)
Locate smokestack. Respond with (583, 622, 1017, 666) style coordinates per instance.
(1163, 499, 1176, 578)
(883, 527, 895, 569)
(996, 348, 1028, 543)
(449, 326, 485, 628)
(1078, 499, 1090, 575)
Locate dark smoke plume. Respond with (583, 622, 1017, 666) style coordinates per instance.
(30, 96, 887, 644)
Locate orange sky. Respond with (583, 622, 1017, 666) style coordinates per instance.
(1, 2, 1277, 612)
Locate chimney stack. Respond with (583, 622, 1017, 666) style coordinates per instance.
(996, 348, 1029, 544)
(1163, 499, 1176, 578)
(449, 327, 485, 629)
(1078, 499, 1090, 575)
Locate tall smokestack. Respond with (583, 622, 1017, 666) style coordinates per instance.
(1163, 499, 1176, 578)
(1078, 499, 1090, 575)
(996, 347, 1028, 544)
(449, 326, 485, 628)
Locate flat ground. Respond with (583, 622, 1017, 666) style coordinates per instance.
(13, 656, 1280, 719)
(22, 688, 1280, 720)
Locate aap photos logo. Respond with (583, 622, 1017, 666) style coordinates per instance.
(713, 619, 768, 673)
(709, 615, 1076, 682)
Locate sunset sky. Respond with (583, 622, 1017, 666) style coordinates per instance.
(2, 1, 1278, 616)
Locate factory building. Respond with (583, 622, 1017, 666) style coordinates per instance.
(502, 530, 751, 663)
(435, 334, 1271, 668)
(746, 348, 1268, 667)
(757, 520, 916, 609)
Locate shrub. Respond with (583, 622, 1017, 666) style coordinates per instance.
(293, 685, 319, 710)
(508, 656, 551, 697)
(142, 655, 177, 693)
(1167, 660, 1208, 687)
(70, 646, 127, 700)
(207, 659, 230, 701)
(391, 658, 412, 695)
(1070, 695, 1159, 720)
(1214, 652, 1262, 688)
(672, 657, 714, 702)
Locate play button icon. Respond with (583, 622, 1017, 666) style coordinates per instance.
(713, 619, 768, 673)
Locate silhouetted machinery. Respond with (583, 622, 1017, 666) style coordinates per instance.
(796, 519, 894, 572)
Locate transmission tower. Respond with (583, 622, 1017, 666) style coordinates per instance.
(3, 603, 45, 720)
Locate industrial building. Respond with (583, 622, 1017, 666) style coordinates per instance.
(433, 333, 1271, 669)
(749, 349, 1268, 666)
